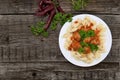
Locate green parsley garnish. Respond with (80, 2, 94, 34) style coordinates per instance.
(79, 30, 95, 40)
(70, 0, 89, 10)
(51, 13, 73, 30)
(79, 30, 86, 40)
(80, 41, 88, 47)
(78, 47, 84, 53)
(78, 43, 98, 53)
(31, 21, 48, 37)
(31, 0, 89, 37)
(88, 43, 98, 52)
(87, 30, 95, 37)
(31, 13, 72, 37)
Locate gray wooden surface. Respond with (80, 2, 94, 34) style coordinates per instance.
(0, 0, 120, 80)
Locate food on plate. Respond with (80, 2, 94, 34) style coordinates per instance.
(63, 16, 106, 63)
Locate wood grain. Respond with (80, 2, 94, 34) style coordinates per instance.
(0, 15, 119, 63)
(0, 0, 119, 14)
(0, 62, 119, 80)
(0, 0, 119, 79)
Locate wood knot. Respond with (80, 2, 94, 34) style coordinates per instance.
(32, 72, 37, 77)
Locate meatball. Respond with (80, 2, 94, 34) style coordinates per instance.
(69, 40, 81, 51)
(91, 37, 100, 45)
(84, 37, 92, 43)
(84, 47, 91, 53)
(71, 31, 81, 41)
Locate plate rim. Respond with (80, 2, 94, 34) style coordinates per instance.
(59, 14, 112, 67)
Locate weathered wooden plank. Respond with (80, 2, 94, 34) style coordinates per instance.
(116, 72, 120, 80)
(1, 39, 119, 62)
(0, 14, 119, 62)
(0, 15, 9, 45)
(9, 46, 17, 61)
(0, 47, 3, 61)
(0, 38, 118, 63)
(0, 0, 119, 80)
(1, 15, 119, 38)
(0, 62, 118, 80)
(22, 45, 30, 61)
(0, 62, 118, 74)
(61, 0, 120, 14)
(2, 46, 10, 61)
(36, 42, 44, 60)
(0, 0, 120, 14)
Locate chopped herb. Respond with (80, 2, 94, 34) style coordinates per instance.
(36, 21, 45, 27)
(79, 30, 95, 40)
(41, 31, 49, 37)
(51, 13, 73, 30)
(79, 30, 86, 40)
(71, 0, 89, 10)
(78, 47, 84, 53)
(78, 43, 99, 53)
(87, 30, 95, 37)
(31, 0, 89, 37)
(81, 42, 88, 47)
(88, 43, 98, 52)
(31, 21, 48, 37)
(51, 21, 58, 30)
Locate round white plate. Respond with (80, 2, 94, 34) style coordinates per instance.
(59, 14, 112, 67)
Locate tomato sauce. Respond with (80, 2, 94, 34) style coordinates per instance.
(68, 23, 101, 54)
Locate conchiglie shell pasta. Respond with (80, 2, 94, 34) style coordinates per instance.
(71, 19, 82, 32)
(71, 19, 82, 27)
(63, 16, 106, 63)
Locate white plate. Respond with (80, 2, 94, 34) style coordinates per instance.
(59, 14, 112, 67)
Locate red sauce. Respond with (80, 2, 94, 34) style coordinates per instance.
(84, 47, 91, 53)
(68, 40, 81, 51)
(68, 23, 101, 54)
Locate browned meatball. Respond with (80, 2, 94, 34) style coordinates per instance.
(84, 47, 91, 54)
(84, 37, 92, 43)
(69, 40, 81, 51)
(90, 37, 100, 45)
(71, 31, 81, 41)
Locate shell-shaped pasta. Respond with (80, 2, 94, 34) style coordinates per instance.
(64, 42, 69, 49)
(94, 51, 101, 59)
(70, 19, 82, 32)
(63, 16, 106, 63)
(80, 57, 88, 62)
(71, 51, 82, 60)
(87, 53, 95, 60)
(63, 33, 72, 38)
(92, 25, 97, 30)
(71, 19, 82, 28)
(71, 27, 78, 32)
(81, 16, 91, 26)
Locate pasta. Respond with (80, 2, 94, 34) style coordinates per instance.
(63, 16, 106, 63)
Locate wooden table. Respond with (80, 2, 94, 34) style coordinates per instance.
(0, 0, 120, 80)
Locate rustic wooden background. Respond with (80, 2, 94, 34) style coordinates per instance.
(0, 0, 120, 80)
